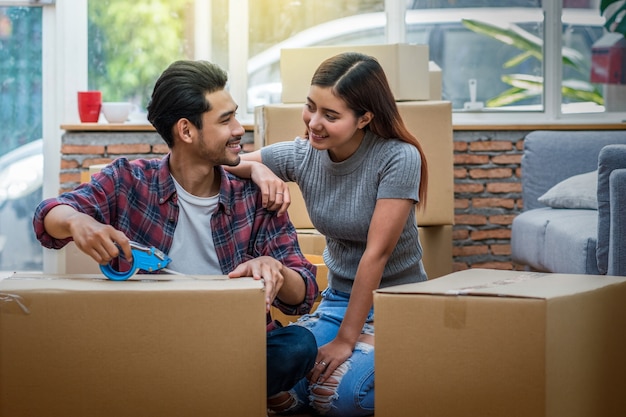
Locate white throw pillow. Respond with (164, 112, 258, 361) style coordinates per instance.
(538, 170, 598, 210)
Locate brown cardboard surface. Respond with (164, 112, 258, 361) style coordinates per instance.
(255, 101, 453, 226)
(280, 44, 430, 103)
(302, 254, 328, 292)
(428, 61, 442, 100)
(374, 269, 626, 417)
(286, 181, 312, 229)
(419, 225, 453, 279)
(398, 101, 454, 226)
(296, 229, 326, 256)
(65, 241, 102, 274)
(0, 274, 267, 417)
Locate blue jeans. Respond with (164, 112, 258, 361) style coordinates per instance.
(289, 288, 375, 416)
(267, 324, 317, 397)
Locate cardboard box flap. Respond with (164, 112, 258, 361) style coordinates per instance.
(0, 273, 263, 293)
(375, 268, 626, 300)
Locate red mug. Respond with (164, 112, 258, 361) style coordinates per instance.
(77, 91, 102, 123)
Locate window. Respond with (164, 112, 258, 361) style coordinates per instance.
(77, 0, 620, 123)
(0, 5, 43, 271)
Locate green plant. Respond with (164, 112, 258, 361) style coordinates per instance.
(461, 19, 603, 107)
(601, 0, 626, 36)
(87, 0, 191, 108)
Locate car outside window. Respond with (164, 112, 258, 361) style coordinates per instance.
(247, 7, 605, 113)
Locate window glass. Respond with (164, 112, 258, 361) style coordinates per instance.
(0, 6, 43, 271)
(406, 4, 544, 111)
(246, 0, 552, 112)
(416, 1, 607, 114)
(247, 0, 385, 111)
(565, 2, 622, 114)
(87, 0, 229, 115)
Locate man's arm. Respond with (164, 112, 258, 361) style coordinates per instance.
(228, 256, 312, 313)
(43, 204, 132, 264)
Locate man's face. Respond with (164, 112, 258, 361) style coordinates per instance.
(197, 89, 245, 167)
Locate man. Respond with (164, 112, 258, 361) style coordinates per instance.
(33, 59, 318, 402)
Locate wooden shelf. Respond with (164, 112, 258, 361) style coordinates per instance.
(61, 123, 256, 132)
(453, 123, 626, 131)
(61, 123, 155, 132)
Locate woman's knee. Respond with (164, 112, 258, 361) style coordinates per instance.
(309, 342, 375, 416)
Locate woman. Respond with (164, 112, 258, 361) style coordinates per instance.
(238, 52, 428, 416)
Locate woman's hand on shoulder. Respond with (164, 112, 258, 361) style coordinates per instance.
(250, 162, 291, 216)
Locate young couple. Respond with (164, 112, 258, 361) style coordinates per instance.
(34, 52, 428, 417)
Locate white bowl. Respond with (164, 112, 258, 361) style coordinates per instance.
(101, 102, 132, 123)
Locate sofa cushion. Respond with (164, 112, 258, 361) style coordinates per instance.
(511, 208, 598, 274)
(511, 208, 552, 271)
(537, 170, 597, 210)
(522, 131, 626, 211)
(542, 211, 599, 275)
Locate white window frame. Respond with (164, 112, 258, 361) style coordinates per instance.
(41, 0, 87, 273)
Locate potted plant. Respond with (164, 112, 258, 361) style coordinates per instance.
(460, 19, 602, 108)
(601, 0, 626, 36)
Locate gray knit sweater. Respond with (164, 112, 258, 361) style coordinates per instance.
(261, 130, 427, 293)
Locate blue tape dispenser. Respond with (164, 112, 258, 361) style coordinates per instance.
(100, 241, 173, 281)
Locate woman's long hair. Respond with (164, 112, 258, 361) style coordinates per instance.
(311, 52, 428, 208)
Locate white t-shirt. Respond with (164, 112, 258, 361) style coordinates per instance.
(167, 176, 222, 274)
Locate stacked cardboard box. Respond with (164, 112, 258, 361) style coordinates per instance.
(374, 269, 626, 417)
(0, 274, 267, 417)
(280, 44, 431, 103)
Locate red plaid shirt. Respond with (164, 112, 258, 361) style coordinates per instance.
(33, 155, 318, 327)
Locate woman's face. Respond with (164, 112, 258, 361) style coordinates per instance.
(302, 85, 371, 162)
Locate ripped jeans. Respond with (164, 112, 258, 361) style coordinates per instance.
(286, 288, 375, 416)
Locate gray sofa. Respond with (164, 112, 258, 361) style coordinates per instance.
(511, 130, 626, 276)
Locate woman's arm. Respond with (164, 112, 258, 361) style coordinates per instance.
(310, 197, 415, 383)
(225, 150, 292, 215)
(225, 149, 263, 177)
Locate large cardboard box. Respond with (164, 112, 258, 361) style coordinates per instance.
(280, 44, 430, 103)
(374, 269, 626, 417)
(428, 61, 442, 100)
(255, 101, 454, 226)
(296, 229, 326, 256)
(0, 274, 266, 417)
(286, 182, 312, 229)
(419, 224, 453, 279)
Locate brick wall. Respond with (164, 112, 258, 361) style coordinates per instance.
(451, 130, 529, 272)
(60, 129, 530, 271)
(60, 132, 168, 192)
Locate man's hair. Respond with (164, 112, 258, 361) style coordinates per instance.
(147, 60, 228, 147)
